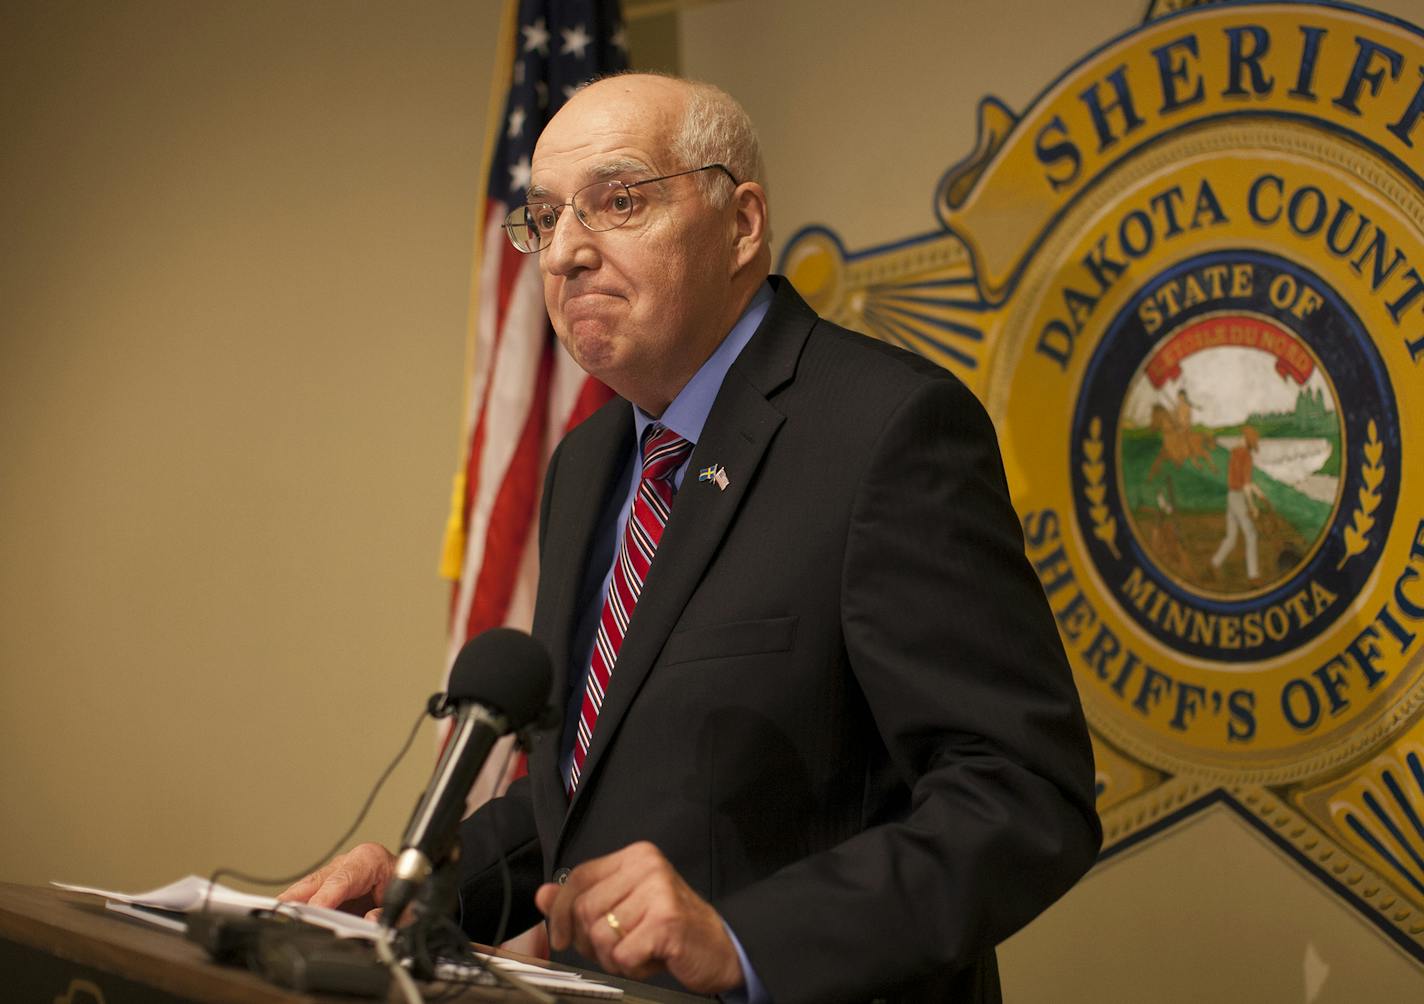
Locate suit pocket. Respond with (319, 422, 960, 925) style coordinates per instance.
(661, 615, 797, 667)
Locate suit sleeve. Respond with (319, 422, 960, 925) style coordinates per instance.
(715, 376, 1101, 1002)
(454, 773, 546, 941)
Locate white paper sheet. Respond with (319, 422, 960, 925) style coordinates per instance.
(54, 875, 379, 939)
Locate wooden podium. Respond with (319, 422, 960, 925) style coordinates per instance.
(0, 883, 707, 1003)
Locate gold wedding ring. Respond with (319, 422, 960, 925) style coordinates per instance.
(604, 911, 624, 939)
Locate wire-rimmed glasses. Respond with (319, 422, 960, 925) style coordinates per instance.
(502, 163, 738, 253)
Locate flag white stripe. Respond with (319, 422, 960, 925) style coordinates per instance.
(446, 249, 544, 671)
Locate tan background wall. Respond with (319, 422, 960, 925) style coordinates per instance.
(4, 1, 1424, 1000)
(1, 0, 496, 891)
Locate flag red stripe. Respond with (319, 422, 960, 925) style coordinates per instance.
(567, 374, 614, 432)
(463, 338, 554, 639)
(450, 206, 519, 628)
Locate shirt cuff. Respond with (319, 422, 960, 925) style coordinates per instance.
(719, 919, 770, 1004)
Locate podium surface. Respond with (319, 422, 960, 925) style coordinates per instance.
(0, 882, 706, 1003)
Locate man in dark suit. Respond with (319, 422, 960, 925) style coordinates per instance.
(284, 73, 1099, 1003)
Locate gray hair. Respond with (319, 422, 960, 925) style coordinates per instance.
(670, 79, 766, 208)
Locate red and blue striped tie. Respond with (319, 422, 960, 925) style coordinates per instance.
(568, 424, 693, 795)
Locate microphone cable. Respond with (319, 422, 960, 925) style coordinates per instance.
(432, 734, 556, 1004)
(200, 699, 428, 916)
(377, 924, 424, 1004)
(195, 679, 548, 1001)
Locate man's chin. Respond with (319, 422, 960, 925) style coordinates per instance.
(561, 326, 619, 376)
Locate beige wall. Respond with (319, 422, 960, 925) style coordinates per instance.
(5, 1, 1424, 1001)
(1, 0, 499, 889)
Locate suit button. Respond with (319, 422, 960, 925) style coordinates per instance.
(554, 868, 571, 885)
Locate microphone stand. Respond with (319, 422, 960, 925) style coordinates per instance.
(391, 735, 555, 1004)
(396, 838, 463, 981)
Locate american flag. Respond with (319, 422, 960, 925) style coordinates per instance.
(441, 0, 626, 803)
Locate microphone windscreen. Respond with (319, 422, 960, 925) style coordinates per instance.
(447, 628, 552, 729)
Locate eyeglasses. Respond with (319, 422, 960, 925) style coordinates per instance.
(502, 163, 738, 253)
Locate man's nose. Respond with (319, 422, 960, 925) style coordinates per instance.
(540, 206, 596, 275)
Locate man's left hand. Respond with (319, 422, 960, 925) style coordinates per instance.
(534, 841, 743, 994)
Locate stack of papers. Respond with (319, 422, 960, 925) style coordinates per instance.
(55, 875, 380, 939)
(53, 876, 623, 998)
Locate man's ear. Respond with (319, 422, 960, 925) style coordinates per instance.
(728, 182, 769, 272)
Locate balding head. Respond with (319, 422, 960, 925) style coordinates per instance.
(552, 74, 767, 205)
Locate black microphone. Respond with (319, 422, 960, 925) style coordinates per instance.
(381, 627, 552, 929)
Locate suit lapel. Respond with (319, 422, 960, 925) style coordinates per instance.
(561, 278, 816, 827)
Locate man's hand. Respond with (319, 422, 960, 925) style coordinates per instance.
(535, 842, 743, 995)
(276, 842, 396, 921)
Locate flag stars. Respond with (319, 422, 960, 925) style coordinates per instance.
(560, 24, 593, 59)
(514, 60, 526, 85)
(536, 81, 549, 109)
(509, 155, 531, 192)
(507, 105, 527, 139)
(522, 18, 550, 55)
(611, 25, 627, 53)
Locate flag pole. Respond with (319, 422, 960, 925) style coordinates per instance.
(439, 0, 523, 582)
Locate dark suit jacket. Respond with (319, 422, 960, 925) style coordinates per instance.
(456, 277, 1101, 1003)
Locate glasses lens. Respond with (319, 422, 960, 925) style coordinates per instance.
(506, 205, 549, 252)
(574, 181, 634, 232)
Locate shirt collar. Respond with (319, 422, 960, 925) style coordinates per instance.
(632, 281, 774, 447)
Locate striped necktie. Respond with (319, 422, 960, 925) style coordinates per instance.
(567, 424, 693, 795)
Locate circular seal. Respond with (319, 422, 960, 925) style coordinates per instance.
(1070, 250, 1400, 663)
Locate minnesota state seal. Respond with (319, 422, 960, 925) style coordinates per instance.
(781, 1, 1424, 958)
